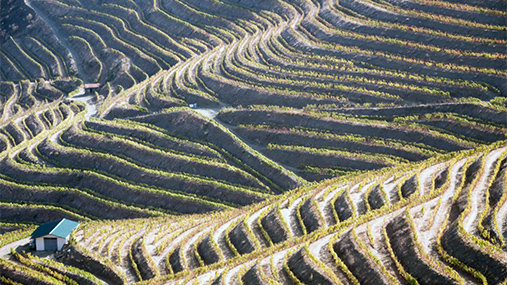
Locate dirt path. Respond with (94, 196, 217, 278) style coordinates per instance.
(463, 147, 506, 233)
(308, 233, 331, 262)
(188, 268, 224, 284)
(194, 105, 225, 120)
(223, 261, 253, 284)
(181, 227, 208, 269)
(67, 87, 97, 119)
(316, 185, 340, 226)
(194, 104, 306, 179)
(418, 162, 444, 198)
(280, 196, 305, 237)
(424, 158, 467, 255)
(308, 232, 351, 283)
(0, 238, 30, 260)
(497, 199, 507, 244)
(246, 205, 270, 247)
(214, 215, 242, 260)
(152, 225, 197, 271)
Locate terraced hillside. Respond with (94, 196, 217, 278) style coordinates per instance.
(1, 140, 506, 284)
(0, 0, 506, 283)
(0, 82, 302, 220)
(1, 0, 506, 215)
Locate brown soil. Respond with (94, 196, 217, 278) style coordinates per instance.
(0, 157, 222, 215)
(0, 204, 81, 224)
(235, 127, 430, 162)
(242, 264, 265, 285)
(229, 221, 256, 255)
(37, 138, 265, 206)
(168, 247, 184, 273)
(131, 237, 157, 280)
(261, 208, 289, 244)
(58, 243, 125, 285)
(386, 215, 458, 285)
(61, 123, 264, 189)
(334, 192, 353, 222)
(287, 247, 334, 284)
(400, 174, 418, 198)
(133, 109, 303, 191)
(333, 230, 391, 284)
(197, 234, 221, 265)
(218, 109, 471, 152)
(300, 198, 324, 233)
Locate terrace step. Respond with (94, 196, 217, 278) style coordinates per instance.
(441, 222, 507, 284)
(241, 264, 266, 285)
(332, 230, 391, 284)
(287, 247, 334, 284)
(333, 191, 354, 222)
(197, 234, 222, 265)
(260, 208, 289, 244)
(299, 197, 325, 233)
(386, 215, 459, 284)
(228, 220, 257, 255)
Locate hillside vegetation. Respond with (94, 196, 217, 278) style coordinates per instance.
(0, 0, 506, 283)
(2, 141, 506, 284)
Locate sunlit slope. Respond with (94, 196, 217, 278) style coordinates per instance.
(0, 91, 303, 221)
(1, 0, 506, 200)
(0, 0, 506, 282)
(2, 140, 505, 284)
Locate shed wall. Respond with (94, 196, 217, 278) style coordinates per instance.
(35, 235, 67, 251)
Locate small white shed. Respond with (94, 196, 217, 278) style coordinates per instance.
(30, 218, 80, 251)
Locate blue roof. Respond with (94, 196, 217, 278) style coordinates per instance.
(31, 218, 80, 239)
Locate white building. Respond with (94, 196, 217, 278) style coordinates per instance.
(30, 218, 80, 251)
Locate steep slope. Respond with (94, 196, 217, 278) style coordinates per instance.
(2, 141, 506, 284)
(0, 0, 506, 283)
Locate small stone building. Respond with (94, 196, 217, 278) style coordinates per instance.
(31, 218, 80, 251)
(84, 83, 100, 93)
